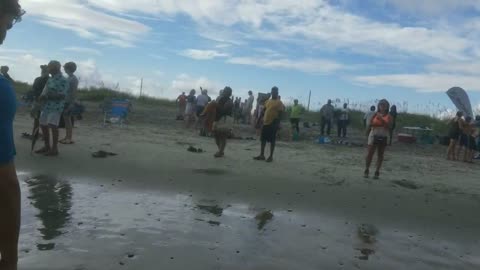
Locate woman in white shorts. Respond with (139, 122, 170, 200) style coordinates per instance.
(364, 99, 392, 179)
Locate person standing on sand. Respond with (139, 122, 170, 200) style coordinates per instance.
(246, 91, 255, 124)
(290, 99, 302, 134)
(176, 92, 187, 120)
(320, 99, 334, 136)
(364, 99, 392, 179)
(35, 61, 68, 157)
(389, 105, 398, 146)
(59, 62, 78, 145)
(364, 106, 376, 128)
(254, 87, 284, 163)
(212, 87, 234, 158)
(195, 90, 209, 129)
(185, 89, 196, 128)
(196, 90, 209, 118)
(29, 65, 49, 137)
(0, 65, 14, 83)
(337, 103, 349, 138)
(0, 1, 24, 269)
(460, 116, 476, 163)
(447, 111, 463, 161)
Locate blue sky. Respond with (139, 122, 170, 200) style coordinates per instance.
(2, 0, 480, 115)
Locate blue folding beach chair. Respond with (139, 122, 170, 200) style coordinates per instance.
(103, 99, 131, 127)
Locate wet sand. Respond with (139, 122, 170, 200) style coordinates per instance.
(12, 105, 480, 270)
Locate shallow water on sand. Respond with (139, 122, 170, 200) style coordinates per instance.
(18, 172, 479, 270)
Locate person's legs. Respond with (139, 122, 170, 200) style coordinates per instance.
(63, 114, 73, 142)
(255, 139, 267, 160)
(36, 125, 50, 153)
(295, 119, 300, 133)
(320, 117, 326, 136)
(343, 121, 347, 138)
(48, 126, 59, 155)
(0, 163, 21, 270)
(375, 144, 387, 177)
(32, 118, 39, 136)
(365, 145, 376, 177)
(266, 140, 276, 162)
(326, 120, 331, 136)
(389, 129, 394, 146)
(447, 139, 457, 160)
(337, 120, 342, 137)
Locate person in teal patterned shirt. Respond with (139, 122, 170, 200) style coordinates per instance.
(35, 60, 68, 157)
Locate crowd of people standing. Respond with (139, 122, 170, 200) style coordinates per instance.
(447, 112, 480, 163)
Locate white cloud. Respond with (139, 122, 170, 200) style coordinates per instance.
(22, 0, 150, 47)
(354, 73, 480, 92)
(227, 57, 344, 74)
(180, 49, 229, 60)
(170, 74, 223, 96)
(63, 47, 102, 56)
(427, 62, 480, 76)
(377, 0, 480, 15)
(75, 0, 478, 61)
(2, 49, 106, 88)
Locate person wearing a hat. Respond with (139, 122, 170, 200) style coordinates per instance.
(60, 61, 78, 145)
(0, 0, 25, 268)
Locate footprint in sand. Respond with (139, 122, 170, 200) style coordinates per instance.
(392, 179, 421, 190)
(193, 168, 229, 176)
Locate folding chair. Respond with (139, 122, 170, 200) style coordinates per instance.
(103, 99, 130, 127)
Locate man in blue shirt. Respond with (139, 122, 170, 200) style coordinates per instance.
(0, 1, 24, 269)
(35, 61, 68, 156)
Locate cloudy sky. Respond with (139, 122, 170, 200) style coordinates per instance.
(2, 0, 480, 113)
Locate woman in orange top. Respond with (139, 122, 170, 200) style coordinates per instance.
(364, 99, 393, 179)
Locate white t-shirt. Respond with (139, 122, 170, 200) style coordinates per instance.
(339, 108, 349, 121)
(196, 94, 209, 107)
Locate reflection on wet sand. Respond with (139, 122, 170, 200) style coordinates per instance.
(17, 173, 480, 270)
(25, 175, 72, 250)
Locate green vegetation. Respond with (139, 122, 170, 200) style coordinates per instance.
(13, 81, 176, 108)
(290, 106, 449, 135)
(14, 81, 449, 134)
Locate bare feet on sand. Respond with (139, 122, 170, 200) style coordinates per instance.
(44, 150, 59, 157)
(34, 147, 50, 154)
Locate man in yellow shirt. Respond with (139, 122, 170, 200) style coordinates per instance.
(254, 86, 284, 162)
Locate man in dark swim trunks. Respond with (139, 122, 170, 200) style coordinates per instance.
(0, 1, 24, 269)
